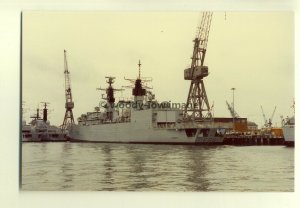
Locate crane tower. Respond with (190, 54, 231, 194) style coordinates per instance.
(61, 49, 75, 130)
(184, 12, 213, 120)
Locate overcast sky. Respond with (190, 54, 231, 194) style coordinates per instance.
(22, 11, 294, 127)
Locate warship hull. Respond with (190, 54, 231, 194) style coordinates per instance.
(69, 124, 224, 144)
(69, 111, 225, 145)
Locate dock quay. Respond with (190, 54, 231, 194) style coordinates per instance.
(223, 134, 285, 146)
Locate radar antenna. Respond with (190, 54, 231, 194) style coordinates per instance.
(123, 60, 154, 109)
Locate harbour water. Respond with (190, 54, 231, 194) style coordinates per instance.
(22, 143, 294, 191)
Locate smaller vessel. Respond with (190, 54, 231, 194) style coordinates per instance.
(282, 116, 295, 147)
(22, 103, 67, 142)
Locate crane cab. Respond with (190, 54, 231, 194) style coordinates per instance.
(184, 66, 208, 80)
(65, 101, 74, 109)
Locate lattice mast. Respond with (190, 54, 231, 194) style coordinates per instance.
(97, 77, 124, 121)
(123, 60, 153, 108)
(184, 12, 213, 120)
(41, 102, 50, 122)
(62, 49, 75, 129)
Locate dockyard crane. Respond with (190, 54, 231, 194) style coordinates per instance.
(260, 105, 276, 128)
(61, 50, 75, 130)
(269, 106, 277, 127)
(291, 98, 295, 113)
(226, 100, 240, 118)
(260, 105, 268, 127)
(184, 12, 213, 120)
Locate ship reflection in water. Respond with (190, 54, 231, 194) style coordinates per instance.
(22, 143, 294, 191)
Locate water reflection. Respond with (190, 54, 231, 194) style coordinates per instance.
(185, 146, 226, 191)
(125, 145, 150, 191)
(101, 144, 115, 191)
(103, 144, 218, 191)
(59, 143, 74, 189)
(22, 143, 294, 191)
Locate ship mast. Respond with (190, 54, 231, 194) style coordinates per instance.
(123, 60, 152, 109)
(40, 102, 50, 122)
(61, 50, 75, 130)
(30, 105, 41, 120)
(184, 12, 213, 120)
(97, 77, 123, 121)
